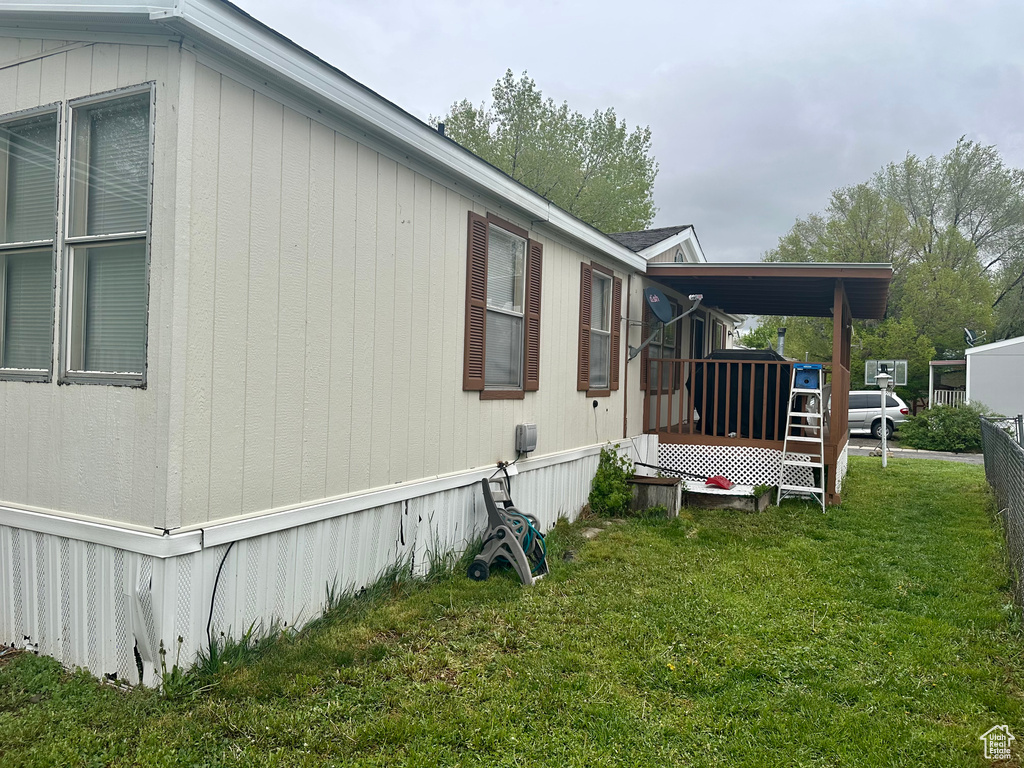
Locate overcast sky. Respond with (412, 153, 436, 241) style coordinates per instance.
(234, 0, 1024, 262)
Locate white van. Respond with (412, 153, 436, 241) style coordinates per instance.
(847, 391, 910, 439)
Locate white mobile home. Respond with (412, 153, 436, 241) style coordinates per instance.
(0, 1, 886, 685)
(966, 335, 1024, 417)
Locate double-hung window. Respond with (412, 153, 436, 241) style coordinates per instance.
(589, 271, 612, 389)
(463, 212, 543, 398)
(485, 224, 526, 388)
(712, 318, 726, 351)
(577, 262, 621, 395)
(63, 89, 152, 384)
(0, 109, 59, 379)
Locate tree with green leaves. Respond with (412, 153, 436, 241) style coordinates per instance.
(750, 138, 1024, 406)
(436, 70, 658, 233)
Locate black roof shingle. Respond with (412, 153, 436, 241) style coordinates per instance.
(608, 225, 692, 253)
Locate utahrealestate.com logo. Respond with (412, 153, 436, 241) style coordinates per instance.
(980, 725, 1015, 760)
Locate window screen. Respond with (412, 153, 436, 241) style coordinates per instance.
(485, 224, 526, 388)
(485, 311, 522, 388)
(486, 225, 524, 313)
(3, 250, 51, 369)
(590, 272, 611, 388)
(70, 93, 150, 237)
(77, 241, 147, 373)
(2, 114, 58, 244)
(66, 91, 151, 380)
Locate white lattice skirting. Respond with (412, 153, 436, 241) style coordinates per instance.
(835, 442, 849, 494)
(658, 443, 813, 488)
(0, 438, 657, 686)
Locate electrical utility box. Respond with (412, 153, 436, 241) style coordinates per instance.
(792, 363, 822, 390)
(515, 423, 537, 454)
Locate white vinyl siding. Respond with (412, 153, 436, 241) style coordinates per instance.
(171, 63, 634, 525)
(0, 37, 171, 527)
(484, 223, 525, 388)
(65, 89, 151, 380)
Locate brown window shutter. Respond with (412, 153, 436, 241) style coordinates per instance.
(639, 301, 650, 391)
(463, 212, 488, 391)
(524, 239, 543, 391)
(610, 276, 622, 390)
(577, 263, 593, 391)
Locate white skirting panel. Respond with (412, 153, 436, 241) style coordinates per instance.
(1, 438, 653, 686)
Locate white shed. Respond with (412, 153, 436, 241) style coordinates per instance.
(966, 335, 1024, 417)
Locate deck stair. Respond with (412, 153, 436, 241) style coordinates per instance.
(777, 364, 826, 512)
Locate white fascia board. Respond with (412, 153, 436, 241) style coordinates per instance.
(150, 0, 645, 273)
(648, 261, 892, 272)
(0, 503, 201, 558)
(637, 226, 705, 263)
(0, 2, 172, 11)
(964, 335, 1024, 356)
(639, 227, 707, 263)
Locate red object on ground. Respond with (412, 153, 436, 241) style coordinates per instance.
(705, 475, 735, 490)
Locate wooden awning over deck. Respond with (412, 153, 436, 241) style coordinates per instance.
(645, 262, 892, 319)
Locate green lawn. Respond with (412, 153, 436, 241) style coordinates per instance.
(2, 457, 1023, 767)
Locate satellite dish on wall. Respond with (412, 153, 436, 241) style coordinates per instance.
(643, 286, 674, 324)
(964, 327, 987, 347)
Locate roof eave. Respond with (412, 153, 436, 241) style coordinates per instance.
(165, 0, 647, 270)
(645, 262, 893, 320)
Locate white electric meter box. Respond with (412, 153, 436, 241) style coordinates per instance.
(515, 423, 537, 454)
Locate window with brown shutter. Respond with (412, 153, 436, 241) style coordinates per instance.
(578, 262, 620, 396)
(610, 277, 621, 390)
(463, 211, 542, 399)
(577, 263, 592, 392)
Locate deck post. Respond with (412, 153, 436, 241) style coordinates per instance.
(826, 280, 849, 506)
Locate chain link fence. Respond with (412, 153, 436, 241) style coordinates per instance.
(980, 416, 1024, 604)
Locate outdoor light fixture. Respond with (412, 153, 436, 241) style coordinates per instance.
(875, 371, 892, 469)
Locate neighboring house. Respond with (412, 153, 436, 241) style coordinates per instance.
(966, 336, 1024, 417)
(0, 1, 891, 685)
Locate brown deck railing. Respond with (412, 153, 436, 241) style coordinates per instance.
(644, 358, 841, 450)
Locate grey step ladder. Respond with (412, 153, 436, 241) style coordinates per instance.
(776, 363, 826, 512)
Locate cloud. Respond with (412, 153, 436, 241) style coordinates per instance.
(234, 0, 1024, 262)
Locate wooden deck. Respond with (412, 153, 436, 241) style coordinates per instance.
(643, 357, 850, 504)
